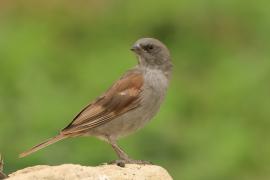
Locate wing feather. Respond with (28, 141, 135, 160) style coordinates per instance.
(61, 69, 143, 134)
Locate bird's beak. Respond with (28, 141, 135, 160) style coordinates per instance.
(130, 44, 141, 52)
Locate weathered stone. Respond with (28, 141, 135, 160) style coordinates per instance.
(8, 164, 173, 180)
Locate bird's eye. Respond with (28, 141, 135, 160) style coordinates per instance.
(143, 44, 154, 52)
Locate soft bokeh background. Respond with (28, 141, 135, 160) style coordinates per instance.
(0, 0, 270, 179)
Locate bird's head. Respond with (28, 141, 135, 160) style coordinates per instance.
(131, 38, 172, 72)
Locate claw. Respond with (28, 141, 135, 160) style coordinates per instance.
(109, 159, 153, 167)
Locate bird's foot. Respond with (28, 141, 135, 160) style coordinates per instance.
(109, 159, 152, 167)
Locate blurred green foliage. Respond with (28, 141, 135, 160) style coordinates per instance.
(0, 0, 270, 179)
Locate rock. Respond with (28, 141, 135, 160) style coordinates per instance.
(7, 164, 173, 180)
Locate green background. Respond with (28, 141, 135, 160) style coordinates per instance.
(1, 0, 270, 179)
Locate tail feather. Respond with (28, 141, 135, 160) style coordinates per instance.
(19, 135, 66, 158)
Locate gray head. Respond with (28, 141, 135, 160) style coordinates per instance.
(131, 38, 172, 74)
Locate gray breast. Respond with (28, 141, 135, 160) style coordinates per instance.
(140, 69, 169, 121)
(89, 69, 169, 140)
(113, 69, 169, 138)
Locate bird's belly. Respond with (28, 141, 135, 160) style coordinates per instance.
(90, 94, 162, 140)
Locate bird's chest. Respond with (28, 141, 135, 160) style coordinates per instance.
(112, 70, 169, 137)
(142, 69, 169, 104)
(92, 69, 169, 139)
(132, 69, 169, 124)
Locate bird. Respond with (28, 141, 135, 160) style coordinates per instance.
(19, 37, 173, 166)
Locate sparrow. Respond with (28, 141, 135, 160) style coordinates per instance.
(19, 38, 173, 166)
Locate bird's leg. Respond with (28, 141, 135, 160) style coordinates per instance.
(109, 139, 129, 161)
(107, 138, 152, 167)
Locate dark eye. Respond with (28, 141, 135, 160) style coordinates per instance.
(143, 44, 154, 52)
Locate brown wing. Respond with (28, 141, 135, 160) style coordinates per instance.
(61, 69, 144, 135)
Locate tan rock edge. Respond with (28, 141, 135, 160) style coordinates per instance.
(7, 164, 173, 180)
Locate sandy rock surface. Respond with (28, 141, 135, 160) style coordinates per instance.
(7, 164, 173, 180)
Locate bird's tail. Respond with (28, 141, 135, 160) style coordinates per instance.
(19, 134, 67, 158)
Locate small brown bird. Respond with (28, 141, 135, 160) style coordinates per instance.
(20, 38, 172, 166)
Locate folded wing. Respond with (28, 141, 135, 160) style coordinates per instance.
(61, 70, 144, 135)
